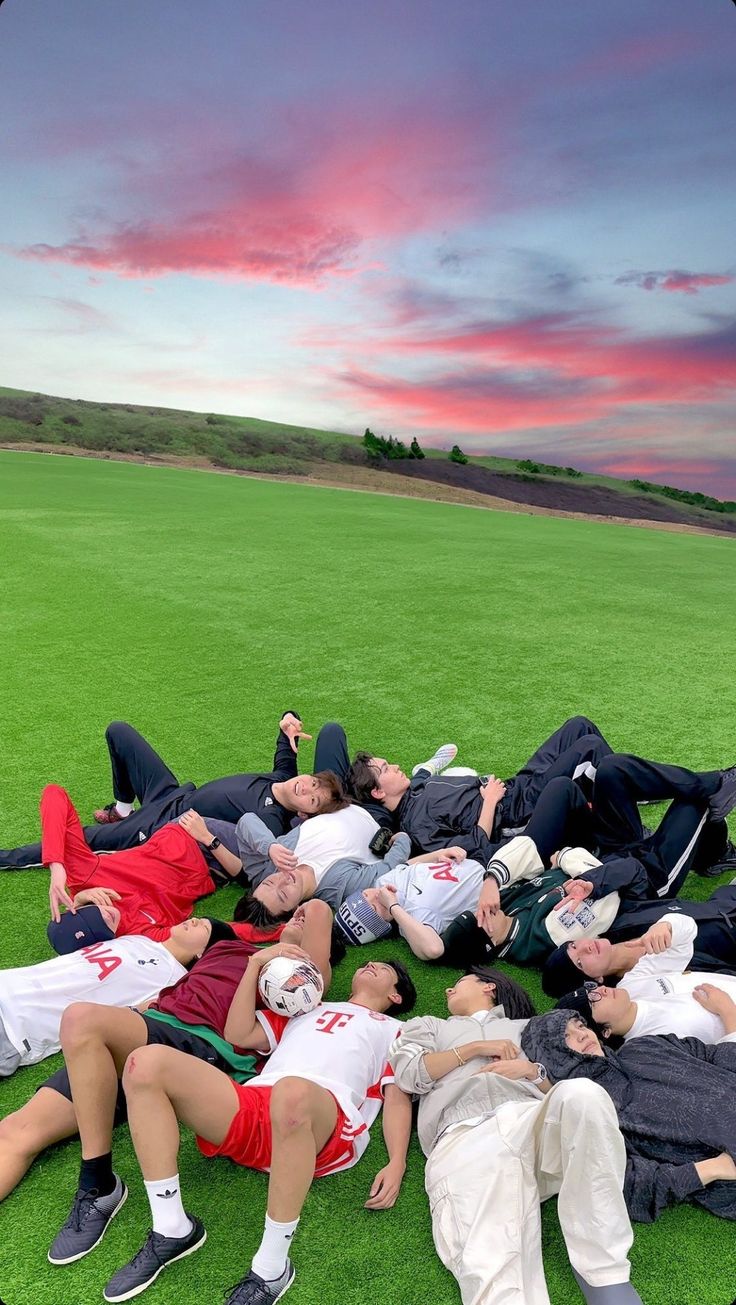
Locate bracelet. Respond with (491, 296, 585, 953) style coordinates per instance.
(389, 902, 400, 915)
(453, 1046, 466, 1067)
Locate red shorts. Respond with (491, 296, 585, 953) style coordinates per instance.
(197, 1083, 361, 1178)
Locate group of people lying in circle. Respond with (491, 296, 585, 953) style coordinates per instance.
(0, 710, 734, 1305)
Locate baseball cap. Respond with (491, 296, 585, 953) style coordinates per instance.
(47, 905, 115, 955)
(335, 892, 392, 945)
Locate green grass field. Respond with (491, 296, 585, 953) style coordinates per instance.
(0, 449, 735, 1305)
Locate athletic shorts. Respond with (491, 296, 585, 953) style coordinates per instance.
(39, 1014, 233, 1126)
(197, 1083, 356, 1178)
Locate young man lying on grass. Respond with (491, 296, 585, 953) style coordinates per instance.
(0, 900, 336, 1202)
(47, 954, 416, 1305)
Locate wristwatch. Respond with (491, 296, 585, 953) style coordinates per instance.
(530, 1063, 547, 1086)
(208, 837, 221, 852)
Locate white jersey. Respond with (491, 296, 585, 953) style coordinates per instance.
(0, 936, 186, 1067)
(295, 805, 380, 882)
(255, 1001, 400, 1172)
(620, 913, 736, 1043)
(376, 858, 485, 933)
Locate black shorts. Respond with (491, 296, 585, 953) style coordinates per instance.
(40, 1014, 232, 1126)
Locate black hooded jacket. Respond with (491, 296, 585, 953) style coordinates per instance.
(521, 1009, 736, 1223)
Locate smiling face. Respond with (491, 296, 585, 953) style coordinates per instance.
(564, 1016, 605, 1057)
(282, 774, 330, 815)
(351, 960, 402, 1009)
(367, 757, 411, 802)
(567, 936, 614, 980)
(445, 972, 496, 1017)
(253, 869, 307, 916)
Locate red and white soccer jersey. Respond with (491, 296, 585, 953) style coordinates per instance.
(376, 858, 485, 933)
(252, 1001, 401, 1174)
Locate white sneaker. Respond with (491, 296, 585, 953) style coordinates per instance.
(412, 744, 458, 777)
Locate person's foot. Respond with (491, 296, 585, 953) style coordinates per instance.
(412, 744, 458, 777)
(709, 766, 736, 822)
(93, 803, 127, 825)
(224, 1262, 295, 1305)
(103, 1216, 206, 1301)
(696, 839, 736, 878)
(48, 1176, 128, 1264)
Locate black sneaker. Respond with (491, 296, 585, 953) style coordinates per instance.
(48, 1176, 128, 1264)
(103, 1216, 206, 1301)
(224, 1261, 295, 1305)
(696, 839, 736, 878)
(709, 766, 736, 823)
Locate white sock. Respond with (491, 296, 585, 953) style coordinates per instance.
(115, 801, 134, 817)
(251, 1214, 299, 1281)
(143, 1174, 192, 1239)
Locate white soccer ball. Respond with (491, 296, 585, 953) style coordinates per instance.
(258, 956, 324, 1018)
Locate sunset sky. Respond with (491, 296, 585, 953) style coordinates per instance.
(1, 0, 734, 496)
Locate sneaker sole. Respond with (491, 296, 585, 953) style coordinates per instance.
(271, 1266, 296, 1304)
(103, 1226, 207, 1302)
(48, 1183, 128, 1265)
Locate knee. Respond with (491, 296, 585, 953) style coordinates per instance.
(0, 1107, 46, 1159)
(270, 1078, 313, 1135)
(595, 753, 626, 784)
(299, 898, 332, 927)
(121, 1044, 169, 1094)
(566, 715, 597, 735)
(105, 721, 131, 744)
(60, 1002, 102, 1051)
(553, 1078, 613, 1121)
(544, 776, 576, 798)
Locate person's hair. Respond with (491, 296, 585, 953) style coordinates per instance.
(329, 921, 348, 967)
(384, 957, 417, 1014)
(233, 892, 288, 927)
(347, 752, 381, 803)
(469, 966, 537, 1020)
(313, 769, 350, 814)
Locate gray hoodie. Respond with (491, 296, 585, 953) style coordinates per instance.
(389, 1005, 541, 1157)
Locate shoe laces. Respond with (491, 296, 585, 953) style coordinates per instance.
(68, 1187, 102, 1231)
(126, 1230, 161, 1270)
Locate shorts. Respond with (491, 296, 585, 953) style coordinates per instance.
(40, 1013, 233, 1126)
(197, 1083, 359, 1178)
(0, 1010, 22, 1077)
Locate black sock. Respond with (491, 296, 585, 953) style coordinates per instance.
(79, 1153, 115, 1197)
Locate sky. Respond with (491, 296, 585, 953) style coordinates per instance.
(1, 0, 735, 497)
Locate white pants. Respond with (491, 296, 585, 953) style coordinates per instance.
(424, 1080, 633, 1305)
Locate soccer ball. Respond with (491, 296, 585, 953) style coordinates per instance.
(258, 956, 324, 1018)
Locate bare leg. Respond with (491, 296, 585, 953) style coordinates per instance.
(267, 1076, 337, 1220)
(60, 1003, 148, 1159)
(123, 1045, 240, 1178)
(0, 1087, 78, 1201)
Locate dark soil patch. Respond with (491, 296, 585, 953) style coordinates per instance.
(381, 459, 736, 535)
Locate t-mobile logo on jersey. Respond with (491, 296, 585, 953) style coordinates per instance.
(315, 1010, 355, 1035)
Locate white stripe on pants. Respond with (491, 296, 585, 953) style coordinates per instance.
(424, 1079, 633, 1305)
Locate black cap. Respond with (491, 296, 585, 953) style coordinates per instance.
(555, 982, 598, 1025)
(542, 943, 580, 997)
(47, 905, 115, 955)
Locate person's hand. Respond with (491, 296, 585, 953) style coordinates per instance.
(640, 920, 673, 954)
(550, 851, 561, 868)
(474, 1057, 539, 1080)
(279, 713, 313, 754)
(438, 846, 466, 863)
(178, 809, 212, 844)
(377, 884, 399, 912)
(553, 879, 594, 912)
(49, 863, 76, 923)
(73, 886, 122, 911)
(475, 877, 500, 930)
(693, 983, 736, 1019)
(364, 1160, 405, 1210)
(480, 776, 506, 805)
(269, 843, 299, 872)
(473, 1039, 519, 1060)
(248, 942, 310, 971)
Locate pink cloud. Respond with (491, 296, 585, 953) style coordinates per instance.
(616, 270, 734, 294)
(16, 108, 488, 287)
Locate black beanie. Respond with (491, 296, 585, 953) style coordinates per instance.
(542, 943, 581, 997)
(201, 918, 237, 953)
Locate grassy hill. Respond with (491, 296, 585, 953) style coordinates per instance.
(1, 385, 734, 534)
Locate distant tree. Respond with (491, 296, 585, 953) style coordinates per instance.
(410, 437, 425, 459)
(363, 428, 409, 460)
(449, 444, 468, 465)
(517, 459, 541, 473)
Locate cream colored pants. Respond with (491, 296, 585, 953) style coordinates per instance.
(424, 1080, 633, 1305)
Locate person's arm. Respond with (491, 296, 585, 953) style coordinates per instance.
(407, 845, 466, 865)
(283, 898, 334, 989)
(381, 891, 445, 961)
(476, 777, 506, 838)
(693, 983, 736, 1040)
(236, 812, 299, 873)
(48, 862, 76, 923)
(625, 915, 697, 980)
(624, 1151, 710, 1223)
(471, 1056, 551, 1093)
(364, 1083, 412, 1210)
(388, 1017, 519, 1094)
(73, 886, 122, 910)
(178, 810, 243, 877)
(476, 834, 545, 929)
(223, 942, 309, 1048)
(271, 712, 307, 781)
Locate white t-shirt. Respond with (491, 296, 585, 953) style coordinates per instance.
(254, 1001, 400, 1172)
(620, 913, 736, 1043)
(376, 858, 485, 933)
(294, 805, 380, 883)
(0, 936, 186, 1067)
